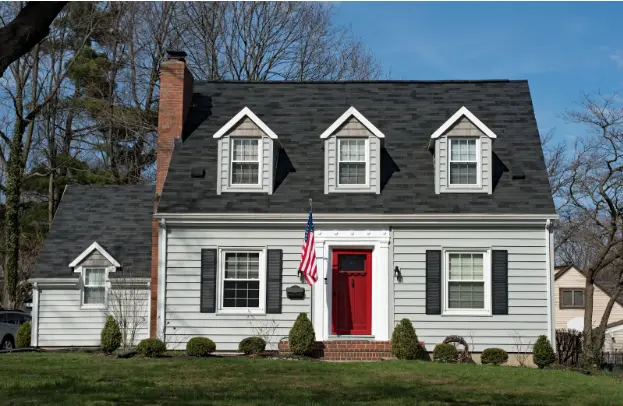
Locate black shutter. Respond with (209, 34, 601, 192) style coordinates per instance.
(266, 249, 283, 314)
(200, 249, 217, 313)
(426, 250, 442, 315)
(491, 250, 509, 315)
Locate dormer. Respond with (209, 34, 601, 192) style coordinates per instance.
(429, 107, 497, 194)
(320, 107, 385, 194)
(213, 107, 279, 195)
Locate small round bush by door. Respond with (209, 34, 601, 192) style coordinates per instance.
(186, 337, 216, 357)
(533, 335, 555, 369)
(433, 344, 459, 363)
(239, 337, 266, 355)
(100, 316, 122, 354)
(481, 348, 508, 365)
(391, 318, 423, 360)
(136, 338, 166, 357)
(15, 322, 31, 348)
(289, 313, 316, 356)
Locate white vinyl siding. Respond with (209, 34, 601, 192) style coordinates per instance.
(393, 226, 549, 352)
(165, 227, 310, 351)
(36, 287, 149, 347)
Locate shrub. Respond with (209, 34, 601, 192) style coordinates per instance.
(239, 337, 266, 355)
(533, 335, 555, 369)
(556, 329, 582, 367)
(481, 348, 508, 365)
(100, 316, 122, 354)
(186, 337, 216, 357)
(136, 338, 166, 357)
(391, 318, 423, 360)
(15, 322, 31, 348)
(433, 343, 459, 363)
(288, 313, 316, 356)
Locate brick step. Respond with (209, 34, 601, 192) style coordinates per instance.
(279, 340, 395, 360)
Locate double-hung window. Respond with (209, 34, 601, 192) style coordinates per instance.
(338, 138, 367, 185)
(83, 268, 106, 306)
(449, 138, 478, 185)
(445, 252, 489, 314)
(220, 251, 265, 313)
(560, 288, 585, 309)
(231, 138, 260, 185)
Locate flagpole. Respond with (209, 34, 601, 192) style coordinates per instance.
(309, 197, 313, 337)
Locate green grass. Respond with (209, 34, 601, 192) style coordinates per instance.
(0, 353, 621, 405)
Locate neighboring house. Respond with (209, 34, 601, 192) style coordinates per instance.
(30, 51, 557, 360)
(554, 265, 623, 352)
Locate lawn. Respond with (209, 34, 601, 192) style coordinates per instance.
(0, 353, 621, 405)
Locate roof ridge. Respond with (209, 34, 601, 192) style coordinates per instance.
(194, 79, 522, 85)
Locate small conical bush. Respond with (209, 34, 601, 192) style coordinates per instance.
(101, 315, 122, 354)
(391, 318, 423, 360)
(288, 313, 316, 356)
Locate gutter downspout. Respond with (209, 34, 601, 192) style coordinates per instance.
(157, 218, 167, 344)
(31, 282, 40, 347)
(545, 219, 555, 347)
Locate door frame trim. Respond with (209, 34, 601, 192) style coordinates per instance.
(331, 248, 373, 335)
(312, 229, 391, 341)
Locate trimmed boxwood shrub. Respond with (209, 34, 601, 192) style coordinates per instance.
(239, 337, 266, 355)
(100, 316, 122, 354)
(433, 343, 459, 363)
(136, 338, 166, 357)
(289, 313, 316, 356)
(534, 335, 555, 369)
(391, 318, 423, 360)
(186, 337, 216, 357)
(481, 348, 508, 365)
(15, 322, 31, 348)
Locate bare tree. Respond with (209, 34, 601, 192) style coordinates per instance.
(107, 272, 149, 351)
(176, 2, 381, 81)
(558, 91, 623, 365)
(0, 1, 67, 78)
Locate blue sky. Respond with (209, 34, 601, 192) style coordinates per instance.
(334, 2, 623, 143)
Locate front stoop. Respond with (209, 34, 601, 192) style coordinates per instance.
(278, 340, 394, 361)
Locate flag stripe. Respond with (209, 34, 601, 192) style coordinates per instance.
(298, 209, 318, 285)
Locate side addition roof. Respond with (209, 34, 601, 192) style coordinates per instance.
(33, 184, 154, 278)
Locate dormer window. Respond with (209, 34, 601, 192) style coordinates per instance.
(213, 107, 279, 195)
(231, 138, 261, 185)
(449, 138, 479, 185)
(338, 138, 367, 185)
(320, 107, 384, 194)
(430, 106, 497, 194)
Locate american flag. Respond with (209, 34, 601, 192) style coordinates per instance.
(298, 208, 318, 285)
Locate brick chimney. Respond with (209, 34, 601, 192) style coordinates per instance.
(155, 50, 194, 201)
(151, 50, 193, 338)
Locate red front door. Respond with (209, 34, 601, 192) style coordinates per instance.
(331, 249, 372, 335)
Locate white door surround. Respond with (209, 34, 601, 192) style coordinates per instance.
(312, 228, 391, 340)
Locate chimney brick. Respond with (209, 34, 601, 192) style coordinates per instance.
(151, 51, 193, 338)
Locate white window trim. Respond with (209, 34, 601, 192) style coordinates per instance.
(447, 137, 481, 188)
(442, 249, 491, 316)
(217, 248, 266, 315)
(229, 137, 263, 188)
(336, 137, 370, 188)
(78, 265, 115, 310)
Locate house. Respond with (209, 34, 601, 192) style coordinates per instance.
(30, 51, 558, 361)
(554, 265, 623, 352)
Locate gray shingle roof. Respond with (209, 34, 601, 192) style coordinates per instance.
(158, 80, 556, 214)
(33, 184, 154, 278)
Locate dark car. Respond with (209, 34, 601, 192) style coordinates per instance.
(0, 309, 31, 349)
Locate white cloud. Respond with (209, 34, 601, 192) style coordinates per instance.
(609, 50, 623, 68)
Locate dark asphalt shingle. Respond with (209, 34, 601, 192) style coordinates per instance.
(33, 184, 153, 278)
(158, 80, 556, 214)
